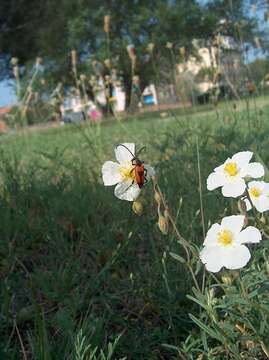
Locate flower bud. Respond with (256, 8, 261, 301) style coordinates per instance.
(164, 208, 169, 220)
(221, 275, 232, 286)
(132, 200, 143, 216)
(260, 214, 266, 225)
(154, 191, 161, 206)
(158, 215, 169, 235)
(246, 340, 255, 350)
(238, 199, 247, 214)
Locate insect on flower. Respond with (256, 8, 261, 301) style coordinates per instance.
(116, 143, 147, 188)
(102, 143, 155, 201)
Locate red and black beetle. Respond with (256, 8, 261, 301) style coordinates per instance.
(116, 143, 148, 188)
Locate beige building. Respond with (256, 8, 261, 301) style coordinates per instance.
(176, 37, 243, 96)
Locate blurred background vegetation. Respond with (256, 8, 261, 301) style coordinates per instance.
(0, 1, 269, 359)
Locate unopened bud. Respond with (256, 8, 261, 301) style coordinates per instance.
(246, 340, 255, 350)
(164, 208, 169, 220)
(132, 200, 143, 216)
(154, 191, 161, 205)
(221, 275, 232, 286)
(238, 199, 247, 214)
(158, 215, 169, 235)
(260, 214, 266, 225)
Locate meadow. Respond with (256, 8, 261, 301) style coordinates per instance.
(0, 96, 269, 359)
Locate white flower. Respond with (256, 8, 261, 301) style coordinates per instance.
(200, 215, 262, 273)
(207, 151, 264, 198)
(102, 143, 155, 201)
(244, 180, 269, 213)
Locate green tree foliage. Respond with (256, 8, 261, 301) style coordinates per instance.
(0, 0, 260, 94)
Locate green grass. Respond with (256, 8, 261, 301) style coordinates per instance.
(1, 97, 269, 359)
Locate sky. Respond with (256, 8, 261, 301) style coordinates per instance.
(0, 80, 16, 107)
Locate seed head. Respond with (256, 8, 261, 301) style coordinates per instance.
(71, 49, 77, 67)
(147, 43, 155, 53)
(179, 47, 185, 57)
(10, 57, 18, 66)
(166, 42, 173, 49)
(104, 15, 110, 33)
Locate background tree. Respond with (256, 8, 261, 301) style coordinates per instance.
(0, 0, 263, 105)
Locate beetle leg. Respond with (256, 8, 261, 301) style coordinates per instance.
(124, 180, 135, 192)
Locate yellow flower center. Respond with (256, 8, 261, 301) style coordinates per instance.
(249, 186, 261, 198)
(224, 162, 238, 177)
(119, 163, 136, 182)
(217, 229, 234, 247)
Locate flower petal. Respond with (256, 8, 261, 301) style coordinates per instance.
(245, 162, 264, 178)
(102, 161, 121, 186)
(222, 245, 251, 270)
(144, 164, 155, 178)
(262, 182, 269, 196)
(200, 246, 224, 273)
(214, 163, 225, 173)
(114, 180, 140, 201)
(207, 172, 226, 191)
(221, 179, 246, 198)
(237, 226, 262, 244)
(115, 143, 135, 164)
(203, 223, 221, 246)
(232, 151, 253, 168)
(254, 195, 269, 212)
(244, 198, 252, 211)
(221, 215, 245, 234)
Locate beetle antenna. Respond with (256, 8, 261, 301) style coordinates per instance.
(116, 143, 135, 158)
(136, 146, 146, 157)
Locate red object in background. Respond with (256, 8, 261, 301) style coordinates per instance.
(88, 108, 102, 122)
(0, 106, 12, 116)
